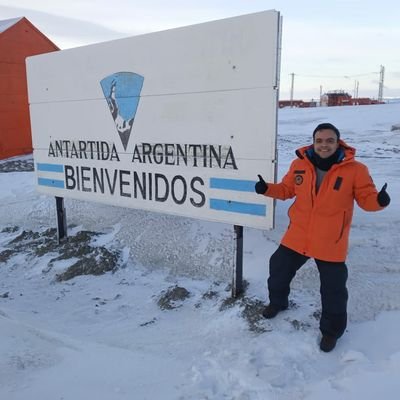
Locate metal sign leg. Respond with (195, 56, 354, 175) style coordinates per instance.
(232, 224, 243, 298)
(55, 196, 67, 243)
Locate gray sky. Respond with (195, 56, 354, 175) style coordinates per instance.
(1, 0, 399, 100)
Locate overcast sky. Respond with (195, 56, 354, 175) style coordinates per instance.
(1, 0, 399, 100)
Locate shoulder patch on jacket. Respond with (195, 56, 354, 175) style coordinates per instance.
(295, 175, 304, 185)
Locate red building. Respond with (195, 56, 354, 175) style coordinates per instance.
(321, 91, 384, 107)
(321, 91, 352, 107)
(279, 100, 317, 108)
(0, 17, 59, 160)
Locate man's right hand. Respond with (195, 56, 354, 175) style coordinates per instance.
(255, 174, 268, 194)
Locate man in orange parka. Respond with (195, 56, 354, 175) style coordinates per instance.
(255, 123, 390, 352)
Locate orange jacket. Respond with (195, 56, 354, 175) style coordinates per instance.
(264, 140, 384, 262)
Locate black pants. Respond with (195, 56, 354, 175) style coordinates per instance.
(268, 245, 348, 338)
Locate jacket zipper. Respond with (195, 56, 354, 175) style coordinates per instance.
(302, 168, 316, 255)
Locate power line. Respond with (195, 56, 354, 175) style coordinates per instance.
(284, 67, 386, 101)
(294, 72, 379, 79)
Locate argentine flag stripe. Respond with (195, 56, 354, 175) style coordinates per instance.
(37, 163, 64, 173)
(210, 199, 266, 216)
(210, 177, 255, 192)
(38, 178, 65, 189)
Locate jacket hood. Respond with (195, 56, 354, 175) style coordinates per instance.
(295, 139, 356, 163)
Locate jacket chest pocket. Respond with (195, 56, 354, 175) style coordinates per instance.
(333, 176, 343, 190)
(323, 175, 353, 209)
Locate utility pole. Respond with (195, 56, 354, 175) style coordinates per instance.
(353, 80, 359, 103)
(319, 85, 323, 106)
(378, 65, 385, 102)
(290, 73, 295, 107)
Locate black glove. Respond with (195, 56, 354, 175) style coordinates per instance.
(377, 183, 390, 207)
(255, 174, 268, 194)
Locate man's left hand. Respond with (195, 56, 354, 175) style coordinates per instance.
(377, 183, 390, 207)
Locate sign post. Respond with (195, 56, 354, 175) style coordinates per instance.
(232, 225, 244, 298)
(55, 196, 67, 242)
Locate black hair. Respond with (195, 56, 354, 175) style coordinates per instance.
(312, 123, 340, 139)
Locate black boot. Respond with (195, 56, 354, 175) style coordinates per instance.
(320, 335, 337, 352)
(262, 304, 287, 319)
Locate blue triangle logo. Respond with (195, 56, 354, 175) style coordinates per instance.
(100, 72, 144, 150)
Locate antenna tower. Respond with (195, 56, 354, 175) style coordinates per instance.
(378, 65, 385, 102)
(290, 73, 295, 107)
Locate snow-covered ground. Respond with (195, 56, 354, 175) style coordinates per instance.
(1, 103, 399, 399)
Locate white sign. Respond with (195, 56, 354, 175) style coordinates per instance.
(27, 10, 281, 229)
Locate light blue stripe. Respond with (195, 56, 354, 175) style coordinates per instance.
(37, 163, 64, 173)
(210, 198, 266, 216)
(210, 177, 255, 192)
(38, 178, 65, 189)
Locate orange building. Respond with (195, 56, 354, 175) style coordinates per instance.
(0, 17, 59, 160)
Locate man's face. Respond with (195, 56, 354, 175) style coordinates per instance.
(313, 129, 339, 158)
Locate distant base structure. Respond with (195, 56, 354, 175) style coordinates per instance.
(280, 90, 385, 108)
(279, 99, 317, 108)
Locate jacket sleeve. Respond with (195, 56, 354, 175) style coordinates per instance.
(354, 163, 384, 211)
(263, 161, 296, 200)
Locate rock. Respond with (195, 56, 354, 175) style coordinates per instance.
(157, 286, 190, 310)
